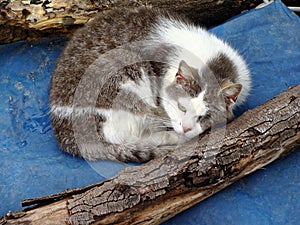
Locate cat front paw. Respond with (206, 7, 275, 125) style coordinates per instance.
(161, 131, 192, 146)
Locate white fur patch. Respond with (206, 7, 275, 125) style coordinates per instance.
(51, 104, 147, 145)
(153, 18, 225, 68)
(50, 105, 111, 118)
(120, 68, 157, 108)
(102, 110, 145, 145)
(190, 90, 208, 116)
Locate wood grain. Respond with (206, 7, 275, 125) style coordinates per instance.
(0, 0, 265, 44)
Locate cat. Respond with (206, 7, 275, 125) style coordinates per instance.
(50, 7, 251, 163)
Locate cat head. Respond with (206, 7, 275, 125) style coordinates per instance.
(163, 59, 242, 140)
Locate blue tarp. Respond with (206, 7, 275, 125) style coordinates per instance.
(0, 0, 299, 224)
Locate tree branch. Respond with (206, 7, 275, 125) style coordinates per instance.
(0, 0, 266, 44)
(2, 84, 299, 225)
(1, 0, 298, 44)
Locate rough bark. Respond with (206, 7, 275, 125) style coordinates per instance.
(1, 84, 299, 225)
(0, 0, 266, 44)
(2, 0, 299, 44)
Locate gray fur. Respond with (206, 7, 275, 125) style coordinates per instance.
(50, 7, 250, 162)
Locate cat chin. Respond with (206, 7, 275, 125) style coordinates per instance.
(173, 127, 202, 140)
(184, 130, 202, 140)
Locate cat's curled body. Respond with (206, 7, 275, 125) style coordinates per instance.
(50, 7, 251, 162)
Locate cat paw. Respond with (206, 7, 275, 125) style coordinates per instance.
(160, 131, 181, 146)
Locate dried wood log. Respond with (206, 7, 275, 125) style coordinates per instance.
(2, 84, 299, 225)
(2, 0, 299, 45)
(0, 0, 266, 44)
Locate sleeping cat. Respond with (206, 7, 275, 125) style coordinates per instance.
(50, 7, 251, 162)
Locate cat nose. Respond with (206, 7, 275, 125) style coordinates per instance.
(182, 126, 192, 133)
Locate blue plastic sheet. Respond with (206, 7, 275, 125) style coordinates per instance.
(0, 1, 299, 224)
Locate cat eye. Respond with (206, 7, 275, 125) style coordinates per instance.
(177, 103, 187, 113)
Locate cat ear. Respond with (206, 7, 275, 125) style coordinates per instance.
(176, 60, 195, 84)
(220, 83, 242, 106)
